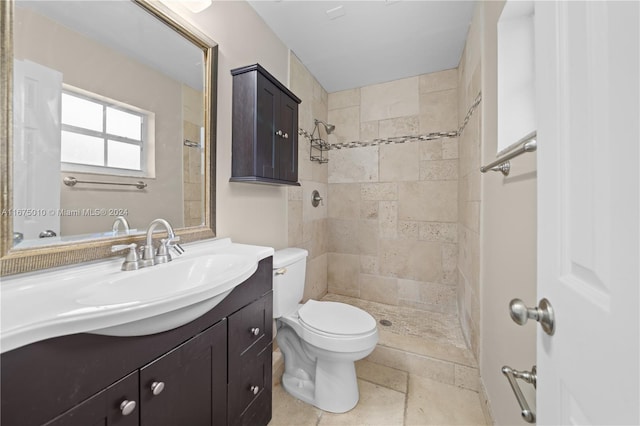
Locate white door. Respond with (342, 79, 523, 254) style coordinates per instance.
(13, 60, 62, 242)
(536, 2, 639, 424)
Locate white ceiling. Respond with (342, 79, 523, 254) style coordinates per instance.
(248, 0, 476, 93)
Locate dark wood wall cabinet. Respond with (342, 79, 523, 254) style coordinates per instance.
(1, 257, 274, 426)
(230, 64, 301, 186)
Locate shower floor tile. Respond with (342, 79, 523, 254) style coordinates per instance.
(321, 293, 468, 350)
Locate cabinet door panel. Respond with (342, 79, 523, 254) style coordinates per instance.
(140, 320, 227, 426)
(276, 94, 299, 182)
(44, 371, 138, 426)
(228, 344, 272, 426)
(256, 75, 278, 179)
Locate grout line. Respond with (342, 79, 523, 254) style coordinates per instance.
(403, 374, 410, 426)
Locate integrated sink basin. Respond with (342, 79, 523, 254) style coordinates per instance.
(1, 238, 274, 353)
(78, 253, 255, 336)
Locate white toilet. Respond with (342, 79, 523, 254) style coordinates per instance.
(273, 248, 379, 413)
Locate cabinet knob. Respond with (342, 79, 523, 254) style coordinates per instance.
(275, 130, 283, 136)
(120, 400, 137, 416)
(250, 327, 260, 336)
(151, 381, 165, 396)
(283, 133, 289, 139)
(250, 385, 260, 395)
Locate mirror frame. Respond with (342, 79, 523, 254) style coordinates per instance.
(0, 0, 217, 276)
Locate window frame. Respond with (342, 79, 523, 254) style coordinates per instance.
(60, 86, 155, 178)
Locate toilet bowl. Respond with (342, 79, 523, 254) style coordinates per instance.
(273, 248, 379, 413)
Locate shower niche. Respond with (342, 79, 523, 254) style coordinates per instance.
(230, 64, 301, 186)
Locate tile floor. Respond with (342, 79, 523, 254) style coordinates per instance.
(269, 294, 489, 425)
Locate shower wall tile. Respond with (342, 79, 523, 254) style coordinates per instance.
(328, 218, 359, 254)
(304, 253, 328, 302)
(360, 76, 419, 122)
(379, 239, 443, 282)
(378, 201, 398, 239)
(328, 146, 379, 183)
(398, 221, 420, 240)
(419, 159, 459, 181)
(289, 52, 329, 300)
(288, 200, 303, 246)
(419, 222, 458, 243)
(324, 68, 462, 317)
(442, 138, 459, 160)
(360, 255, 379, 275)
(419, 140, 443, 161)
(328, 88, 360, 110)
(360, 121, 379, 141)
(378, 116, 419, 139)
(397, 279, 457, 315)
(358, 219, 379, 256)
(419, 88, 459, 134)
(359, 274, 399, 305)
(328, 253, 360, 297)
(360, 182, 398, 201)
(398, 181, 458, 222)
(360, 201, 379, 220)
(419, 68, 458, 94)
(327, 105, 360, 144)
(328, 183, 360, 219)
(379, 142, 420, 182)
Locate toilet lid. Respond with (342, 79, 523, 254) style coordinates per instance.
(298, 300, 377, 336)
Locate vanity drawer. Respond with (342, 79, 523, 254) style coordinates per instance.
(228, 292, 272, 368)
(228, 343, 272, 426)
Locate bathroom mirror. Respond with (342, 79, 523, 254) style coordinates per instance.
(0, 0, 218, 275)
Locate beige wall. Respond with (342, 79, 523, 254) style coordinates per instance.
(480, 2, 538, 424)
(288, 53, 329, 301)
(325, 72, 460, 315)
(15, 7, 184, 236)
(457, 2, 538, 424)
(165, 1, 291, 249)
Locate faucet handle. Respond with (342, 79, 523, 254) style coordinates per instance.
(111, 243, 141, 271)
(111, 243, 137, 253)
(161, 236, 184, 257)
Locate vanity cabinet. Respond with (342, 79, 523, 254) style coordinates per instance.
(44, 371, 139, 426)
(1, 257, 273, 426)
(230, 64, 301, 186)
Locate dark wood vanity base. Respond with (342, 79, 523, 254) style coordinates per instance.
(1, 257, 274, 426)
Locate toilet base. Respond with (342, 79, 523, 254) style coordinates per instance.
(282, 357, 359, 413)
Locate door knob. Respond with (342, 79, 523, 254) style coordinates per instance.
(509, 298, 555, 335)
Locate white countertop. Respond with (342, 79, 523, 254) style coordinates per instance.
(1, 238, 274, 354)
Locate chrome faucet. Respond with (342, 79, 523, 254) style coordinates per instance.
(112, 216, 130, 234)
(139, 219, 184, 267)
(111, 243, 141, 271)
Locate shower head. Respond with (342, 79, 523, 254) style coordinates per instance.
(314, 119, 335, 135)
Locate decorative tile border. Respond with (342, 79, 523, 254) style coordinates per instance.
(299, 92, 482, 151)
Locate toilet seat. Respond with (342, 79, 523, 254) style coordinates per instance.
(278, 300, 378, 354)
(298, 300, 377, 336)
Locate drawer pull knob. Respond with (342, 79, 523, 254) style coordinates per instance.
(250, 385, 260, 395)
(275, 268, 287, 276)
(120, 400, 136, 416)
(151, 381, 165, 396)
(251, 327, 260, 336)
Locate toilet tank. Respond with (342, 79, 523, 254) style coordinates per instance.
(272, 248, 308, 318)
